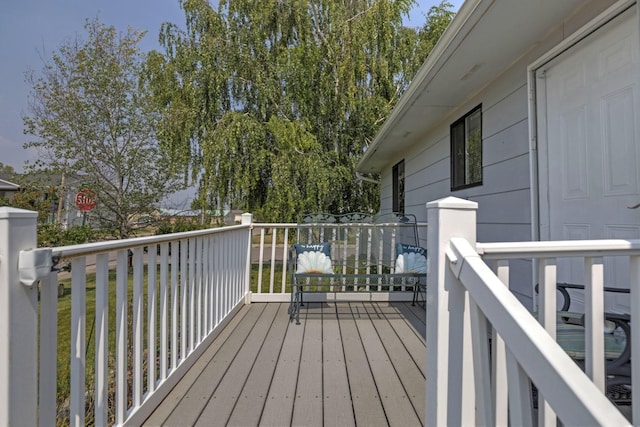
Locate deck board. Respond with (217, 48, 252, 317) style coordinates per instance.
(322, 303, 356, 427)
(195, 303, 281, 426)
(226, 303, 291, 426)
(364, 303, 426, 424)
(395, 302, 427, 340)
(338, 303, 388, 427)
(352, 302, 422, 426)
(291, 303, 324, 426)
(143, 304, 254, 426)
(377, 303, 426, 377)
(143, 301, 426, 427)
(259, 307, 304, 426)
(163, 303, 267, 426)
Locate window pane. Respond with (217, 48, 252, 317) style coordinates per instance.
(398, 161, 405, 213)
(451, 105, 482, 190)
(452, 122, 465, 188)
(392, 160, 405, 213)
(465, 109, 482, 185)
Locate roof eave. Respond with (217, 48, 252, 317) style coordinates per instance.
(356, 0, 484, 174)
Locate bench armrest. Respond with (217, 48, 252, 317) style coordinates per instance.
(535, 282, 630, 312)
(577, 311, 631, 372)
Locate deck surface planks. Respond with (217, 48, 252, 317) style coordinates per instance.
(144, 301, 426, 427)
(163, 303, 267, 426)
(351, 302, 422, 426)
(291, 303, 324, 426)
(393, 302, 428, 376)
(322, 303, 356, 427)
(226, 303, 291, 426)
(143, 303, 257, 426)
(338, 302, 388, 427)
(363, 303, 426, 424)
(259, 305, 305, 426)
(195, 303, 281, 426)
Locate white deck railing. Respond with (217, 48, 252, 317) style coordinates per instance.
(251, 223, 295, 298)
(426, 197, 636, 426)
(11, 197, 636, 426)
(0, 209, 425, 426)
(249, 221, 428, 300)
(0, 209, 253, 427)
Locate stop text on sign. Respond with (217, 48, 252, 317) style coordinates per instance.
(75, 189, 97, 212)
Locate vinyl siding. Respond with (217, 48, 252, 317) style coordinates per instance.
(375, 1, 614, 306)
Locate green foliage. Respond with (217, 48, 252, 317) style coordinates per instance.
(0, 172, 66, 223)
(23, 18, 185, 239)
(412, 1, 456, 70)
(145, 0, 455, 222)
(155, 218, 209, 235)
(37, 224, 64, 247)
(7, 183, 57, 223)
(63, 225, 97, 245)
(37, 223, 96, 247)
(0, 162, 16, 174)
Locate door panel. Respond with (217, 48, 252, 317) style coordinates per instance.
(559, 106, 588, 200)
(538, 9, 640, 312)
(602, 87, 637, 195)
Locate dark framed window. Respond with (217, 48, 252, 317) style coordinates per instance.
(392, 160, 405, 213)
(451, 105, 483, 190)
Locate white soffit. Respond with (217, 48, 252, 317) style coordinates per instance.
(357, 0, 605, 174)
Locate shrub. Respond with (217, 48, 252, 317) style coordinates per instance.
(37, 224, 97, 247)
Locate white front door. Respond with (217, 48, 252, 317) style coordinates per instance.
(537, 8, 640, 311)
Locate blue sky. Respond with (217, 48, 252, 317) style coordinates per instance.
(0, 0, 463, 175)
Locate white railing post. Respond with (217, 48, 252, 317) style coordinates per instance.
(0, 208, 39, 426)
(242, 213, 253, 304)
(426, 197, 478, 427)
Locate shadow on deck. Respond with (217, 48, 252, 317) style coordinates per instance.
(144, 301, 426, 426)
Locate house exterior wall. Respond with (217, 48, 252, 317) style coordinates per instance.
(378, 0, 619, 305)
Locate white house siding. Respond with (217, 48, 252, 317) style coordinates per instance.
(377, 1, 618, 305)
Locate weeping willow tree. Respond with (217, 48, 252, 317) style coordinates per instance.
(145, 0, 454, 222)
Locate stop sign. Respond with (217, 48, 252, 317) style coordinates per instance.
(75, 189, 97, 212)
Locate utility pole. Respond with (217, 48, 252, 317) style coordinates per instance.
(56, 171, 65, 225)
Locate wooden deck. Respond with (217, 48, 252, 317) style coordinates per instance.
(143, 301, 426, 426)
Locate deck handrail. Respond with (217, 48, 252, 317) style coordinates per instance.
(477, 238, 640, 258)
(0, 208, 254, 427)
(448, 237, 630, 426)
(49, 222, 253, 258)
(426, 197, 636, 426)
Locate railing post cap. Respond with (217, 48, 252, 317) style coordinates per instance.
(0, 207, 38, 220)
(241, 213, 252, 225)
(426, 196, 478, 210)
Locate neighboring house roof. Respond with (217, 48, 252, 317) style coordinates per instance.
(0, 178, 20, 191)
(357, 0, 592, 173)
(159, 208, 232, 217)
(159, 208, 201, 217)
(1, 171, 85, 189)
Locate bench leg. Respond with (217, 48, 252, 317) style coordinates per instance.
(288, 291, 296, 322)
(289, 286, 302, 325)
(296, 289, 303, 324)
(413, 283, 426, 308)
